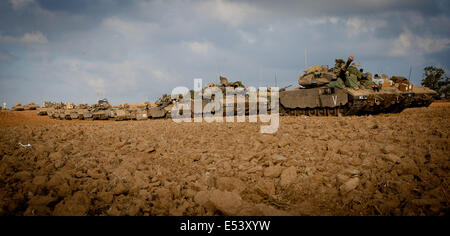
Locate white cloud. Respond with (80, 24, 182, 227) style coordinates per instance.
(302, 17, 343, 26)
(196, 0, 266, 27)
(391, 31, 413, 57)
(0, 31, 48, 44)
(102, 17, 159, 42)
(345, 17, 386, 36)
(151, 70, 176, 82)
(417, 37, 450, 54)
(238, 30, 256, 44)
(60, 58, 179, 95)
(329, 17, 340, 25)
(9, 0, 34, 10)
(391, 30, 450, 57)
(21, 32, 48, 43)
(185, 41, 215, 56)
(85, 75, 106, 92)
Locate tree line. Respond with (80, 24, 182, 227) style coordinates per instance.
(421, 66, 449, 99)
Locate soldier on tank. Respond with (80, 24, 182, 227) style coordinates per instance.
(360, 69, 367, 80)
(355, 68, 379, 91)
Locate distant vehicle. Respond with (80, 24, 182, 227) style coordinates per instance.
(98, 98, 109, 105)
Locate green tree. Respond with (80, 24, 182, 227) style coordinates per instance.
(421, 66, 449, 99)
(439, 77, 449, 99)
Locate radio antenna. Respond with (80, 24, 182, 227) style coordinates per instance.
(275, 72, 278, 87)
(408, 65, 412, 81)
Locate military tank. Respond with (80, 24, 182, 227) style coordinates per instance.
(24, 102, 40, 110)
(148, 76, 252, 119)
(91, 100, 112, 120)
(149, 94, 178, 119)
(279, 56, 437, 116)
(12, 104, 25, 111)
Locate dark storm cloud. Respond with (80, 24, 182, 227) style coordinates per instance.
(35, 0, 132, 14)
(36, 0, 93, 12)
(0, 0, 449, 106)
(229, 0, 446, 17)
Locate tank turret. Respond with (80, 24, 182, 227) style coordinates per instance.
(298, 65, 335, 88)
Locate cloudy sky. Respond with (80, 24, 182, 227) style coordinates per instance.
(0, 0, 449, 106)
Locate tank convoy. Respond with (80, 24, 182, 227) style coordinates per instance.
(35, 56, 437, 120)
(148, 76, 258, 119)
(37, 99, 150, 121)
(147, 58, 437, 118)
(147, 57, 437, 118)
(12, 102, 40, 111)
(279, 56, 437, 116)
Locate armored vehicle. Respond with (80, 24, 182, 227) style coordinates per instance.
(115, 109, 131, 121)
(37, 108, 48, 116)
(149, 94, 176, 118)
(90, 100, 112, 120)
(24, 102, 40, 110)
(92, 110, 110, 120)
(12, 104, 25, 111)
(279, 56, 437, 116)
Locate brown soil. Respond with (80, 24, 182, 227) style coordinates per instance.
(0, 103, 449, 216)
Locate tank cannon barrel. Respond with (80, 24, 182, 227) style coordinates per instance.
(337, 56, 354, 79)
(344, 56, 354, 70)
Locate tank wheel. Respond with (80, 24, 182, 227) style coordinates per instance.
(279, 105, 351, 117)
(328, 107, 339, 116)
(318, 108, 327, 116)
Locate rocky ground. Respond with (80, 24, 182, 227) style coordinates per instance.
(0, 103, 448, 216)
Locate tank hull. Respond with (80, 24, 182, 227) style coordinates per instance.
(279, 85, 436, 116)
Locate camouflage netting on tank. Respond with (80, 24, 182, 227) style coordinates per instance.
(327, 78, 345, 89)
(304, 65, 327, 74)
(390, 76, 410, 85)
(362, 80, 377, 89)
(43, 102, 66, 109)
(347, 66, 362, 80)
(329, 57, 376, 90)
(155, 94, 178, 109)
(213, 76, 245, 88)
(345, 74, 360, 89)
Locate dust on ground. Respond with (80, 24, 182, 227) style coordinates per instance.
(0, 103, 449, 216)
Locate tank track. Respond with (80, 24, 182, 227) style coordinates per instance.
(279, 94, 434, 117)
(280, 105, 349, 116)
